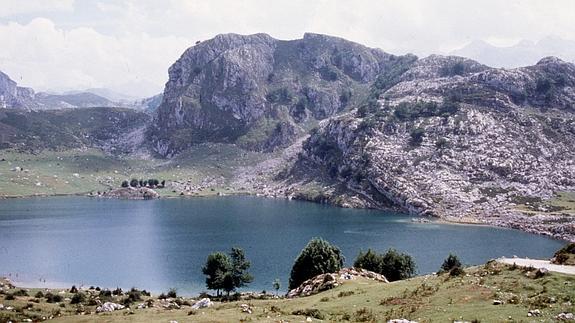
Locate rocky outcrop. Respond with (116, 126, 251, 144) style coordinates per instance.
(287, 267, 388, 298)
(149, 33, 416, 156)
(290, 56, 575, 241)
(0, 71, 37, 110)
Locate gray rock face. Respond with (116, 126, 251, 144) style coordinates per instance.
(294, 55, 575, 241)
(149, 33, 415, 156)
(0, 71, 37, 110)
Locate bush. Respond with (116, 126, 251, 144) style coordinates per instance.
(441, 254, 462, 273)
(5, 294, 15, 300)
(292, 308, 325, 320)
(354, 248, 416, 282)
(167, 288, 177, 298)
(45, 292, 63, 303)
(12, 289, 28, 297)
(70, 292, 86, 304)
(449, 266, 465, 277)
(69, 285, 78, 293)
(409, 128, 425, 146)
(380, 249, 417, 281)
(34, 291, 44, 298)
(112, 287, 123, 296)
(289, 238, 344, 290)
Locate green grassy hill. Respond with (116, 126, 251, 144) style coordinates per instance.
(1, 261, 574, 322)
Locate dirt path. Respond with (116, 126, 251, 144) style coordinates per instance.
(497, 257, 575, 275)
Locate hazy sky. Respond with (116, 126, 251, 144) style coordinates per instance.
(0, 0, 574, 97)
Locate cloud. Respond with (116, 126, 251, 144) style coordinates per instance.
(0, 17, 191, 97)
(1, 0, 575, 97)
(0, 0, 75, 17)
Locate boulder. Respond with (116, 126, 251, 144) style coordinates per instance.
(191, 298, 212, 310)
(96, 302, 125, 313)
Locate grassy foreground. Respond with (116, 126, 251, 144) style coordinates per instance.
(1, 261, 574, 322)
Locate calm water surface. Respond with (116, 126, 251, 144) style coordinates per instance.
(0, 196, 565, 294)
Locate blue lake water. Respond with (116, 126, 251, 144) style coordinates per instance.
(0, 196, 565, 295)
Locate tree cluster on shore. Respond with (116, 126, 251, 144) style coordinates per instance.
(201, 238, 465, 296)
(121, 178, 165, 189)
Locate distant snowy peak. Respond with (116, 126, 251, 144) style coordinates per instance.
(451, 36, 575, 68)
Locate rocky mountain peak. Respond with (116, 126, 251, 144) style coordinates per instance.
(149, 33, 414, 157)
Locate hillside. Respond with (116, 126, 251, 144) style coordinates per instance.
(0, 107, 150, 153)
(1, 261, 574, 322)
(278, 55, 575, 241)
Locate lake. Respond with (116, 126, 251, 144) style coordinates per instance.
(0, 196, 565, 295)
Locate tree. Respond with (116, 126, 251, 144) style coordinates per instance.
(161, 180, 166, 187)
(202, 252, 231, 297)
(289, 238, 344, 290)
(121, 180, 129, 188)
(229, 247, 253, 292)
(129, 179, 139, 188)
(380, 249, 416, 281)
(202, 247, 253, 296)
(409, 128, 425, 146)
(353, 249, 383, 272)
(273, 278, 281, 296)
(354, 248, 416, 282)
(440, 254, 462, 273)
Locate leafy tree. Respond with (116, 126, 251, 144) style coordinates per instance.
(273, 278, 281, 296)
(354, 248, 416, 282)
(161, 180, 166, 187)
(289, 238, 344, 290)
(121, 180, 129, 188)
(353, 249, 382, 272)
(202, 247, 253, 296)
(229, 247, 253, 292)
(380, 249, 416, 281)
(202, 252, 231, 297)
(440, 254, 462, 273)
(129, 179, 139, 188)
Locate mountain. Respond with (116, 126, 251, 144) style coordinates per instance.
(284, 55, 575, 240)
(148, 33, 416, 156)
(130, 93, 163, 113)
(0, 71, 37, 110)
(451, 36, 575, 68)
(35, 91, 117, 109)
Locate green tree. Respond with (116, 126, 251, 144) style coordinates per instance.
(440, 254, 462, 273)
(202, 252, 231, 297)
(353, 249, 383, 272)
(202, 247, 253, 296)
(380, 249, 416, 281)
(121, 180, 129, 188)
(228, 247, 253, 294)
(289, 238, 344, 290)
(354, 248, 416, 282)
(129, 179, 139, 188)
(273, 278, 281, 296)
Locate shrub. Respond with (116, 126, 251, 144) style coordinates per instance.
(34, 291, 44, 298)
(69, 285, 78, 293)
(167, 288, 177, 298)
(441, 254, 462, 273)
(12, 289, 28, 297)
(292, 308, 325, 320)
(380, 249, 416, 281)
(45, 293, 63, 303)
(409, 128, 425, 146)
(354, 248, 416, 282)
(112, 287, 123, 296)
(289, 238, 344, 290)
(449, 266, 465, 277)
(5, 294, 15, 300)
(70, 292, 86, 304)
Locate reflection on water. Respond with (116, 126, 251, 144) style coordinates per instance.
(0, 196, 564, 295)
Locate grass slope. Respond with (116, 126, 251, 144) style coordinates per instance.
(1, 262, 574, 322)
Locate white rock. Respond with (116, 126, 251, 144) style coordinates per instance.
(191, 298, 212, 310)
(96, 302, 125, 313)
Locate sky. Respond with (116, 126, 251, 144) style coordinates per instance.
(0, 0, 574, 98)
